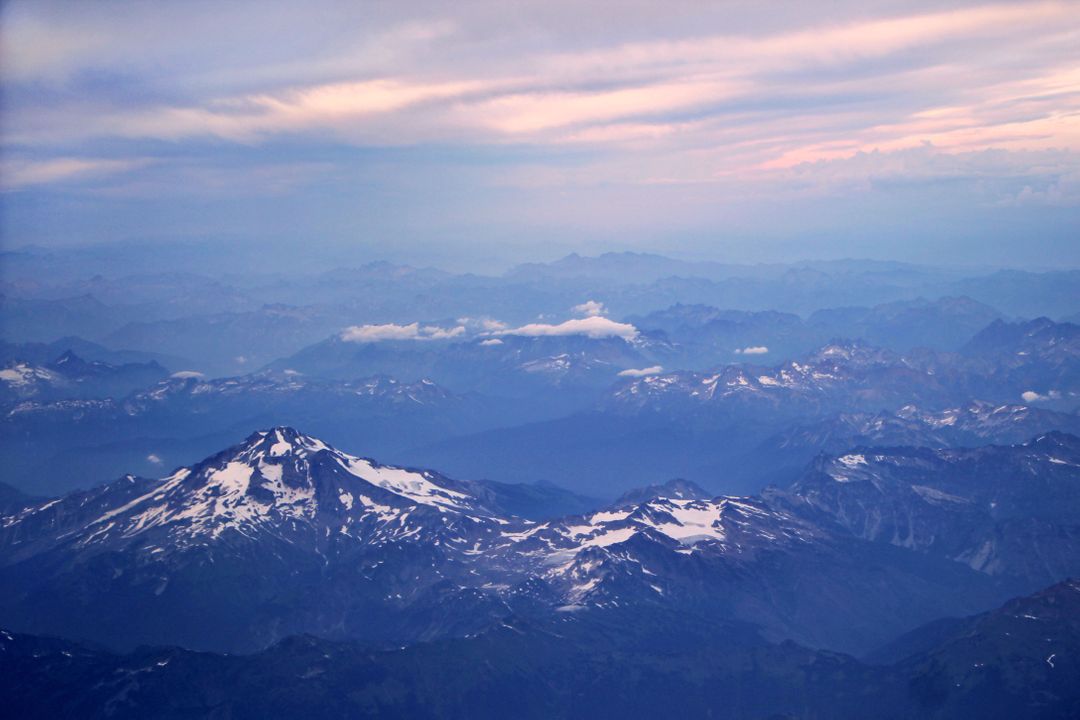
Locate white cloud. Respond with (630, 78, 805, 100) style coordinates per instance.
(340, 322, 465, 342)
(422, 325, 467, 340)
(618, 365, 663, 377)
(1021, 389, 1061, 403)
(170, 370, 205, 379)
(735, 346, 769, 355)
(457, 317, 509, 332)
(572, 300, 607, 317)
(146, 453, 162, 464)
(342, 322, 421, 342)
(500, 316, 639, 340)
(479, 338, 504, 346)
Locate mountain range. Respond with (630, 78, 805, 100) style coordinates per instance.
(2, 250, 1079, 718)
(3, 428, 1077, 658)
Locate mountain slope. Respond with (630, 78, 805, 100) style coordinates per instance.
(4, 581, 1079, 720)
(770, 432, 1080, 589)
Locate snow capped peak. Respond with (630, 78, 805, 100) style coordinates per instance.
(0, 362, 59, 387)
(20, 428, 494, 553)
(238, 426, 332, 460)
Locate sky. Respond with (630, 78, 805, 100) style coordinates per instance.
(2, 0, 1079, 271)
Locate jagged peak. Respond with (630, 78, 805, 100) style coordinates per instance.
(1028, 430, 1080, 452)
(0, 428, 497, 552)
(236, 426, 335, 459)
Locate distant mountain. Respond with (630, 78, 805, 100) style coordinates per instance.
(5, 272, 261, 319)
(505, 251, 764, 283)
(273, 331, 667, 401)
(959, 318, 1080, 402)
(629, 296, 1003, 370)
(0, 351, 167, 408)
(611, 323, 1080, 418)
(808, 295, 1003, 352)
(102, 303, 355, 376)
(0, 336, 186, 370)
(0, 373, 526, 496)
(612, 478, 713, 506)
(411, 328, 1080, 495)
(948, 269, 1080, 318)
(605, 340, 967, 418)
(627, 305, 821, 366)
(0, 294, 123, 342)
(770, 433, 1080, 589)
(746, 401, 1080, 487)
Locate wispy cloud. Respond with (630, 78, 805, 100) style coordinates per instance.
(3, 1, 1079, 264)
(1, 157, 152, 190)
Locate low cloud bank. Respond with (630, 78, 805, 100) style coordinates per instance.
(500, 316, 638, 340)
(341, 323, 465, 342)
(735, 346, 769, 355)
(1021, 389, 1061, 402)
(618, 365, 663, 377)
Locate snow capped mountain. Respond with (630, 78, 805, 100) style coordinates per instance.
(0, 428, 528, 651)
(607, 329, 1080, 420)
(764, 401, 1080, 456)
(0, 351, 166, 407)
(2, 428, 1075, 655)
(505, 495, 824, 608)
(0, 362, 61, 397)
(605, 339, 948, 417)
(2, 428, 497, 558)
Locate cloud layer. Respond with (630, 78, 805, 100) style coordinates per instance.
(340, 323, 465, 342)
(618, 365, 664, 377)
(3, 1, 1079, 266)
(500, 317, 639, 340)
